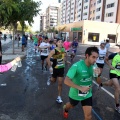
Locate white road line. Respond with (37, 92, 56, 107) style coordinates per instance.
(93, 81, 114, 98)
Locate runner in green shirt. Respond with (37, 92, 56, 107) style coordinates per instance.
(63, 46, 101, 120)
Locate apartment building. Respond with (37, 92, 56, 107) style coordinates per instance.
(61, 0, 120, 24)
(104, 0, 118, 23)
(82, 0, 90, 20)
(46, 3, 61, 29)
(40, 13, 46, 32)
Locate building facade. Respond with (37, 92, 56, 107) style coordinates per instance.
(56, 20, 120, 44)
(40, 13, 46, 32)
(46, 3, 61, 29)
(61, 0, 120, 24)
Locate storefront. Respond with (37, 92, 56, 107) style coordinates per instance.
(56, 20, 120, 45)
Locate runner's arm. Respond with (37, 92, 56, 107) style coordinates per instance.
(47, 50, 55, 68)
(64, 77, 90, 92)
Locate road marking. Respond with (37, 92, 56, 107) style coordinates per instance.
(92, 109, 103, 120)
(93, 81, 114, 98)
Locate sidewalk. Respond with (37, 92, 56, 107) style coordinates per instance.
(2, 39, 27, 63)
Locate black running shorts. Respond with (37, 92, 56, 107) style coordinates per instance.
(96, 63, 104, 68)
(109, 73, 120, 79)
(52, 68, 64, 78)
(41, 55, 48, 60)
(69, 97, 92, 106)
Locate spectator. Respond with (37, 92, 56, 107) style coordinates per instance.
(21, 34, 26, 52)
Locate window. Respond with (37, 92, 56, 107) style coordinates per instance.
(83, 12, 87, 15)
(96, 7, 101, 12)
(93, 10, 95, 13)
(107, 34, 116, 43)
(88, 33, 99, 42)
(107, 3, 114, 8)
(96, 16, 100, 19)
(84, 6, 88, 9)
(97, 0, 101, 4)
(84, 0, 88, 3)
(107, 12, 114, 17)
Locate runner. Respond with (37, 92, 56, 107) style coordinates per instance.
(50, 38, 57, 51)
(32, 35, 38, 53)
(63, 46, 101, 119)
(70, 37, 78, 62)
(39, 37, 50, 71)
(47, 38, 70, 104)
(100, 50, 120, 113)
(63, 37, 71, 55)
(96, 40, 108, 76)
(105, 38, 110, 52)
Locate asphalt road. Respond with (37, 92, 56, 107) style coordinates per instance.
(0, 42, 120, 120)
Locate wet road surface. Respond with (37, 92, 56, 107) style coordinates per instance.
(0, 42, 120, 120)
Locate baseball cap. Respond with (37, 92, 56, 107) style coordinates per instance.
(106, 38, 109, 40)
(100, 40, 105, 44)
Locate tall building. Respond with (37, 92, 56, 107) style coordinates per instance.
(40, 13, 46, 32)
(46, 3, 61, 29)
(61, 0, 120, 25)
(104, 0, 118, 23)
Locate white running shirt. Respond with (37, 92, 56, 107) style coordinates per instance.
(39, 42, 50, 56)
(96, 47, 107, 64)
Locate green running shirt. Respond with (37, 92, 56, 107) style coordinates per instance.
(66, 60, 94, 101)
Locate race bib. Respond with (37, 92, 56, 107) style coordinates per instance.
(57, 59, 64, 66)
(99, 56, 104, 60)
(43, 49, 47, 53)
(78, 90, 88, 97)
(115, 65, 120, 70)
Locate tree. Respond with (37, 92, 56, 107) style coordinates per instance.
(0, 0, 41, 54)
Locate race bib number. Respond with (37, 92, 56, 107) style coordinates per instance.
(78, 90, 88, 97)
(115, 65, 120, 70)
(99, 56, 104, 60)
(43, 49, 47, 53)
(57, 59, 63, 65)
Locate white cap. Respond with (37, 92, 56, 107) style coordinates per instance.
(100, 40, 105, 44)
(106, 38, 109, 40)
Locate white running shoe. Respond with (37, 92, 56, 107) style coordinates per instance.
(47, 78, 51, 86)
(115, 106, 120, 113)
(56, 97, 63, 103)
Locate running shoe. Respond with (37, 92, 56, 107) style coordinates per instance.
(63, 105, 68, 118)
(115, 106, 120, 113)
(47, 77, 51, 86)
(56, 96, 63, 104)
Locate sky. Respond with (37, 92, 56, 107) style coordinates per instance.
(32, 0, 59, 31)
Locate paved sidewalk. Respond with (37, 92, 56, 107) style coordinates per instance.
(2, 39, 27, 63)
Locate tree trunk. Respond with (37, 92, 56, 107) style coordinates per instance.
(12, 23, 17, 54)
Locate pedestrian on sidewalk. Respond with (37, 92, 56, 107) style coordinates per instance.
(0, 32, 2, 65)
(63, 46, 101, 119)
(100, 51, 120, 113)
(21, 34, 26, 52)
(0, 57, 21, 73)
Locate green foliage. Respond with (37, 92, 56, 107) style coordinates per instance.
(0, 0, 42, 33)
